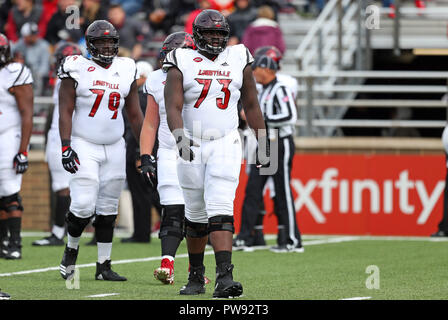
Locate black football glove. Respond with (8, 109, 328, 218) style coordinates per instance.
(176, 134, 199, 162)
(13, 152, 28, 174)
(256, 136, 270, 169)
(62, 146, 80, 174)
(139, 154, 157, 188)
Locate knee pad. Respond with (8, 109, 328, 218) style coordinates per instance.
(66, 211, 92, 237)
(92, 214, 117, 229)
(2, 193, 23, 212)
(96, 178, 125, 215)
(93, 214, 117, 243)
(159, 205, 185, 240)
(185, 219, 208, 238)
(208, 215, 234, 234)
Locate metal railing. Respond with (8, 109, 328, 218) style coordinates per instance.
(292, 70, 448, 136)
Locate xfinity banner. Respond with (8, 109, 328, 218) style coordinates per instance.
(234, 154, 446, 236)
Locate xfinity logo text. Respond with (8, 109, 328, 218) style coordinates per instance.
(292, 168, 445, 224)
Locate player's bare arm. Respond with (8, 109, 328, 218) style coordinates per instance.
(165, 66, 197, 161)
(59, 77, 80, 173)
(140, 94, 160, 156)
(165, 66, 184, 134)
(59, 77, 76, 143)
(240, 64, 266, 138)
(11, 84, 33, 154)
(124, 79, 144, 142)
(10, 83, 33, 173)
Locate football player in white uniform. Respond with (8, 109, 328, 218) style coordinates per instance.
(140, 31, 196, 285)
(58, 20, 143, 281)
(33, 42, 82, 247)
(0, 33, 34, 260)
(163, 10, 269, 298)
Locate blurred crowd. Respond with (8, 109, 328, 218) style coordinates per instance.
(0, 0, 300, 97)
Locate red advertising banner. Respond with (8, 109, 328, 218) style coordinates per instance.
(233, 154, 446, 236)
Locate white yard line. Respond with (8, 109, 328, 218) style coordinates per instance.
(86, 293, 120, 298)
(340, 296, 372, 300)
(2, 234, 446, 278)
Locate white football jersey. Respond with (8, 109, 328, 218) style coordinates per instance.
(163, 44, 254, 140)
(58, 55, 138, 145)
(143, 69, 176, 150)
(0, 62, 33, 134)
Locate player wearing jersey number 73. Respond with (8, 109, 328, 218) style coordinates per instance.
(58, 20, 144, 282)
(163, 9, 268, 298)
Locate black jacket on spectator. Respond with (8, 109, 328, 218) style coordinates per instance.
(227, 3, 257, 41)
(45, 10, 71, 45)
(115, 17, 151, 52)
(143, 0, 180, 34)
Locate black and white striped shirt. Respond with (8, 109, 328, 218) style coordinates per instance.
(259, 78, 297, 138)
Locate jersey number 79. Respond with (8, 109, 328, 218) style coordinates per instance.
(88, 89, 121, 119)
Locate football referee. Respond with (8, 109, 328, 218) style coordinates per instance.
(235, 54, 303, 253)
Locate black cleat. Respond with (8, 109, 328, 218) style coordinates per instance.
(85, 236, 97, 246)
(120, 237, 150, 243)
(213, 263, 243, 298)
(252, 229, 266, 246)
(95, 260, 127, 281)
(33, 234, 65, 246)
(0, 238, 8, 258)
(5, 240, 21, 260)
(179, 265, 206, 295)
(431, 230, 448, 237)
(60, 245, 79, 280)
(0, 289, 10, 300)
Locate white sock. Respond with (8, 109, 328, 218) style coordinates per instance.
(161, 255, 174, 262)
(97, 242, 112, 264)
(67, 234, 80, 249)
(52, 225, 65, 240)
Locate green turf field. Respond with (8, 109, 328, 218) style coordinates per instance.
(1, 233, 448, 300)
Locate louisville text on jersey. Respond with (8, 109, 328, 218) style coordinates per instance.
(198, 69, 231, 77)
(92, 80, 119, 89)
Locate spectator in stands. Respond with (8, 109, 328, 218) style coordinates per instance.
(227, 0, 257, 45)
(108, 4, 151, 60)
(0, 0, 13, 34)
(4, 0, 56, 42)
(143, 0, 180, 35)
(12, 22, 50, 96)
(177, 0, 197, 27)
(214, 0, 235, 16)
(45, 0, 78, 46)
(383, 0, 426, 19)
(241, 5, 285, 55)
(110, 0, 143, 17)
(79, 0, 109, 33)
(184, 0, 218, 34)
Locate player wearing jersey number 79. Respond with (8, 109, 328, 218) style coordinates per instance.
(164, 9, 268, 298)
(58, 20, 144, 281)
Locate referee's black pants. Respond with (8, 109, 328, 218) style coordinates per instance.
(437, 154, 448, 233)
(238, 135, 302, 247)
